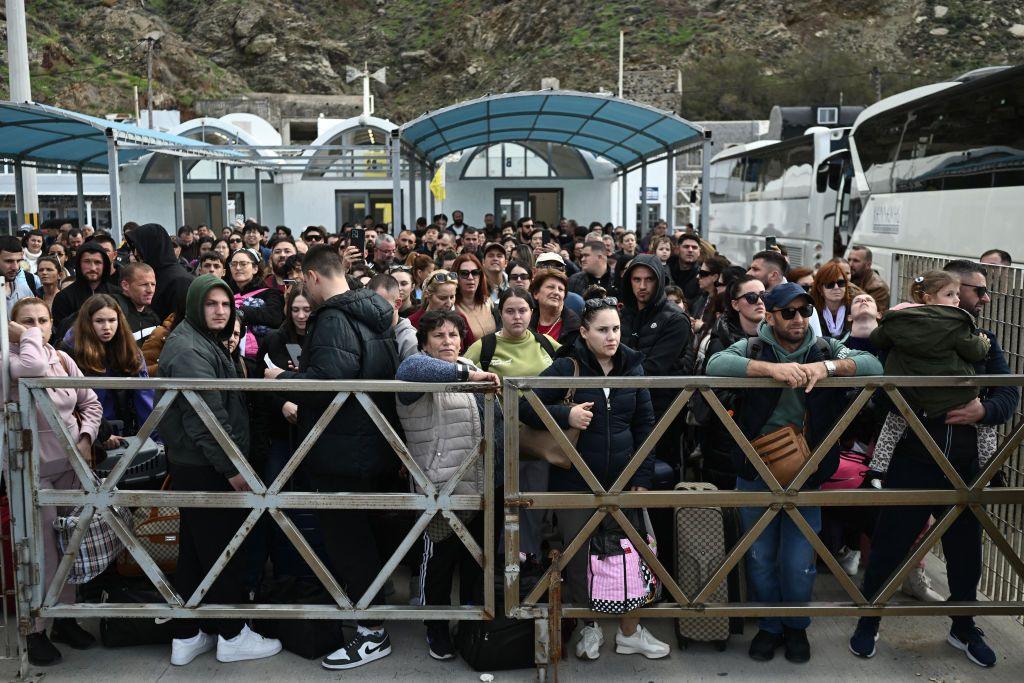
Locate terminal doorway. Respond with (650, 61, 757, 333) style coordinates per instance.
(496, 189, 562, 228)
(335, 190, 399, 230)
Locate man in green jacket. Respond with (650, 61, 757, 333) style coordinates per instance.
(706, 282, 882, 664)
(159, 274, 281, 666)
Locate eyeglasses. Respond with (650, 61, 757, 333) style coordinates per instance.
(230, 260, 253, 269)
(824, 279, 847, 290)
(584, 296, 618, 310)
(428, 271, 459, 285)
(458, 269, 481, 279)
(698, 269, 716, 278)
(732, 292, 766, 305)
(963, 284, 989, 298)
(773, 304, 814, 320)
(229, 238, 243, 244)
(509, 272, 531, 282)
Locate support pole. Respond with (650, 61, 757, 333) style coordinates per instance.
(620, 169, 628, 228)
(106, 134, 122, 244)
(390, 130, 403, 232)
(7, 0, 38, 224)
(220, 166, 230, 228)
(700, 134, 712, 239)
(254, 168, 264, 227)
(75, 167, 86, 228)
(172, 157, 184, 230)
(639, 160, 648, 237)
(13, 160, 25, 228)
(428, 164, 436, 221)
(664, 151, 674, 233)
(420, 163, 428, 224)
(407, 155, 416, 232)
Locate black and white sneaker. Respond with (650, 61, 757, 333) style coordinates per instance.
(321, 628, 392, 670)
(427, 623, 456, 661)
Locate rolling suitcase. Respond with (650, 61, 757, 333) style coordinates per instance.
(674, 481, 744, 650)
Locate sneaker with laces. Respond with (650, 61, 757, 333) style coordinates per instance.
(614, 624, 670, 659)
(216, 624, 282, 663)
(575, 623, 604, 660)
(901, 566, 943, 601)
(948, 625, 996, 668)
(322, 627, 392, 670)
(426, 623, 455, 661)
(849, 619, 879, 659)
(836, 547, 861, 576)
(171, 631, 216, 666)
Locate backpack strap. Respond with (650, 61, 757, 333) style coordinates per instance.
(25, 271, 41, 297)
(531, 330, 556, 360)
(479, 333, 497, 372)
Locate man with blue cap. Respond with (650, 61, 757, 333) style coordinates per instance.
(706, 281, 882, 664)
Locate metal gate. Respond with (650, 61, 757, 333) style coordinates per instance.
(5, 377, 496, 677)
(503, 374, 1024, 679)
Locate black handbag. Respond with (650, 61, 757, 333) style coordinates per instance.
(255, 576, 345, 659)
(99, 584, 176, 647)
(455, 561, 541, 671)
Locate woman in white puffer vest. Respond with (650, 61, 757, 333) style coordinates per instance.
(395, 309, 501, 661)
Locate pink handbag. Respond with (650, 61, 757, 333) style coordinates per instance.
(821, 450, 870, 490)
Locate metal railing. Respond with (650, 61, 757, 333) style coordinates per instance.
(4, 377, 496, 677)
(893, 254, 1024, 616)
(503, 375, 1024, 680)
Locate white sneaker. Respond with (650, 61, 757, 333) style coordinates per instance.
(216, 624, 282, 663)
(575, 623, 604, 660)
(837, 547, 861, 576)
(901, 566, 943, 602)
(615, 624, 670, 659)
(171, 631, 216, 666)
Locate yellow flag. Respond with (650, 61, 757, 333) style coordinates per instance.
(429, 163, 446, 202)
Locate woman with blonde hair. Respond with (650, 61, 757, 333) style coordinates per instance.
(407, 270, 477, 351)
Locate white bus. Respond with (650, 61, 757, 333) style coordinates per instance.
(707, 126, 845, 269)
(835, 65, 1024, 280)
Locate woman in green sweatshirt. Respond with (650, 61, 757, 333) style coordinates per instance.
(464, 287, 559, 558)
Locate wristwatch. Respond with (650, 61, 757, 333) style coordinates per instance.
(823, 360, 837, 377)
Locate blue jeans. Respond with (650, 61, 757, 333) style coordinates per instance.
(736, 476, 821, 633)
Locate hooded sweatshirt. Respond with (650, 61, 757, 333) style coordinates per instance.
(157, 274, 249, 475)
(50, 242, 117, 342)
(620, 254, 694, 410)
(128, 224, 194, 321)
(869, 303, 990, 415)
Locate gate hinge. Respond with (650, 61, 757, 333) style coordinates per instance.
(505, 496, 534, 508)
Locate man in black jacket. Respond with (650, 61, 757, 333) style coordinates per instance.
(50, 242, 117, 342)
(567, 239, 619, 299)
(127, 223, 195, 321)
(620, 254, 694, 467)
(668, 232, 703, 303)
(114, 262, 162, 347)
(265, 245, 399, 671)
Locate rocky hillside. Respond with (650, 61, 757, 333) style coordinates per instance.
(2, 0, 1022, 121)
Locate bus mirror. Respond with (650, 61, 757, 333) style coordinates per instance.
(817, 158, 844, 193)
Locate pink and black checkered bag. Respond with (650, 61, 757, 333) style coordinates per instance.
(586, 510, 659, 614)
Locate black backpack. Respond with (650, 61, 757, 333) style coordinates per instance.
(478, 330, 556, 372)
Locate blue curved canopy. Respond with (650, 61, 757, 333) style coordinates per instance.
(400, 91, 705, 170)
(0, 101, 240, 171)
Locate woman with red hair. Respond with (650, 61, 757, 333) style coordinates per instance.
(452, 253, 496, 341)
(810, 261, 853, 339)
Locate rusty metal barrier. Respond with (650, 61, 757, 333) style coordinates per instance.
(503, 375, 1024, 681)
(4, 377, 495, 677)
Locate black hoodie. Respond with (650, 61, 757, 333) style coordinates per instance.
(50, 242, 117, 343)
(620, 254, 694, 412)
(128, 223, 194, 320)
(278, 288, 400, 478)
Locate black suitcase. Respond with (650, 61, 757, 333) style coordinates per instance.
(455, 563, 541, 671)
(94, 436, 166, 489)
(255, 576, 346, 659)
(99, 583, 176, 647)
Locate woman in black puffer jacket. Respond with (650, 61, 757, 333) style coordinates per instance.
(519, 294, 668, 661)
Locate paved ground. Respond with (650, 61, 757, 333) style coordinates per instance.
(1, 562, 1021, 682)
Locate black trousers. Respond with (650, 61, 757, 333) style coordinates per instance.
(171, 462, 248, 639)
(421, 509, 485, 630)
(860, 420, 982, 631)
(314, 474, 385, 626)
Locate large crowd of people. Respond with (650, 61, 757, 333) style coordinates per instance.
(1, 215, 1018, 671)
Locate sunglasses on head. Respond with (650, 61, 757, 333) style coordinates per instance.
(584, 296, 618, 310)
(962, 284, 989, 298)
(538, 261, 565, 271)
(773, 304, 814, 320)
(732, 291, 766, 305)
(389, 265, 411, 274)
(458, 268, 481, 279)
(428, 271, 458, 284)
(824, 279, 847, 290)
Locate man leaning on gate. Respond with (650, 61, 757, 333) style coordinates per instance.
(706, 282, 882, 664)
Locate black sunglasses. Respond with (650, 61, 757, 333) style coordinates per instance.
(584, 296, 618, 310)
(305, 235, 325, 242)
(732, 292, 766, 305)
(773, 304, 814, 320)
(963, 284, 989, 298)
(698, 269, 716, 278)
(509, 272, 531, 281)
(229, 237, 243, 243)
(824, 279, 847, 290)
(458, 269, 481, 279)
